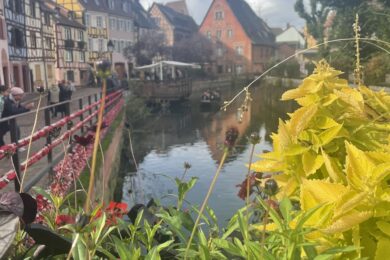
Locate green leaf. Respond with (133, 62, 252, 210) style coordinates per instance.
(302, 151, 324, 176)
(318, 124, 343, 146)
(279, 198, 293, 223)
(289, 104, 318, 137)
(213, 239, 243, 257)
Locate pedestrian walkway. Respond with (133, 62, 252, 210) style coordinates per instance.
(0, 87, 101, 192)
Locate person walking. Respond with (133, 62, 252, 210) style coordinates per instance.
(0, 87, 34, 148)
(48, 84, 60, 118)
(0, 85, 9, 119)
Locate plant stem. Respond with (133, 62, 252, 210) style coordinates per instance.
(245, 143, 256, 258)
(85, 79, 107, 214)
(184, 149, 229, 260)
(180, 168, 188, 182)
(127, 129, 138, 172)
(19, 94, 43, 192)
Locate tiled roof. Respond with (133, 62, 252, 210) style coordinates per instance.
(56, 13, 86, 29)
(79, 0, 130, 18)
(226, 0, 274, 45)
(131, 0, 158, 29)
(155, 3, 198, 32)
(43, 2, 85, 28)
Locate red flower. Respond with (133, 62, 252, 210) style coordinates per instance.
(74, 134, 94, 146)
(55, 215, 75, 226)
(106, 202, 128, 218)
(95, 202, 128, 226)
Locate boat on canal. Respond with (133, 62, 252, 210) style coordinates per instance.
(133, 61, 200, 105)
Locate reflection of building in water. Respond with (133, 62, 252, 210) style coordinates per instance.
(200, 104, 251, 162)
(141, 110, 195, 152)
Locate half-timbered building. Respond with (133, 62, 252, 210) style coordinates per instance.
(0, 0, 11, 87)
(40, 3, 57, 88)
(25, 0, 47, 90)
(55, 0, 110, 65)
(53, 8, 89, 86)
(4, 0, 30, 91)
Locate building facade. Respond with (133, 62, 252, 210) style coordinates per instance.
(199, 0, 275, 75)
(106, 0, 135, 79)
(149, 2, 197, 46)
(25, 0, 56, 90)
(4, 0, 30, 91)
(0, 0, 10, 87)
(54, 10, 89, 86)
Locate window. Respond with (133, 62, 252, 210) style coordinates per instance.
(88, 38, 93, 50)
(215, 11, 224, 20)
(94, 0, 100, 6)
(236, 64, 243, 74)
(10, 0, 24, 15)
(78, 30, 84, 41)
(85, 14, 90, 26)
(29, 1, 36, 17)
(216, 30, 222, 40)
(64, 28, 72, 40)
(65, 50, 73, 62)
(44, 13, 51, 26)
(227, 29, 233, 38)
(9, 28, 25, 47)
(96, 16, 103, 28)
(66, 70, 75, 81)
(45, 37, 52, 49)
(127, 21, 133, 32)
(217, 47, 223, 57)
(109, 18, 115, 30)
(0, 19, 5, 40)
(108, 0, 114, 9)
(206, 31, 211, 39)
(30, 31, 37, 48)
(153, 17, 161, 26)
(80, 51, 85, 62)
(98, 39, 104, 51)
(236, 46, 243, 55)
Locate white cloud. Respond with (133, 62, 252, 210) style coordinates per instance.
(139, 0, 304, 28)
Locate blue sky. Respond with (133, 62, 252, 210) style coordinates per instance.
(140, 0, 305, 29)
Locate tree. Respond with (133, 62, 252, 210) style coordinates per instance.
(294, 0, 331, 56)
(123, 32, 171, 66)
(172, 34, 213, 65)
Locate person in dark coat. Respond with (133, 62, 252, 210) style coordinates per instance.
(58, 81, 72, 118)
(0, 87, 33, 147)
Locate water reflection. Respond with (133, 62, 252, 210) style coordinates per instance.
(120, 83, 296, 224)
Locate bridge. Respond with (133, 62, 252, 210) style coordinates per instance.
(0, 88, 125, 193)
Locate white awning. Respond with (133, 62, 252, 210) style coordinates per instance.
(134, 61, 201, 70)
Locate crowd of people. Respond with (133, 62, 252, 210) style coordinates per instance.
(0, 81, 76, 149)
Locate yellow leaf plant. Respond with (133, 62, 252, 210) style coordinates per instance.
(251, 60, 390, 259)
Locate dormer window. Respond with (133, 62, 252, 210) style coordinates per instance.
(108, 0, 114, 9)
(94, 0, 99, 6)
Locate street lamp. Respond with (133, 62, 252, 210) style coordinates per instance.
(107, 40, 114, 53)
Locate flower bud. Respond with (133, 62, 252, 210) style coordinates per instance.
(264, 179, 278, 196)
(224, 127, 239, 149)
(249, 132, 261, 145)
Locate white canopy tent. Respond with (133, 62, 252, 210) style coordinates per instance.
(134, 61, 201, 81)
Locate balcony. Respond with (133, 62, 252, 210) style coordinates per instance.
(77, 41, 86, 50)
(87, 27, 107, 38)
(64, 39, 75, 48)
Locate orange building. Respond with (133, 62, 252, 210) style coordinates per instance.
(199, 0, 275, 75)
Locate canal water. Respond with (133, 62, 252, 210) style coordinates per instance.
(119, 82, 296, 224)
